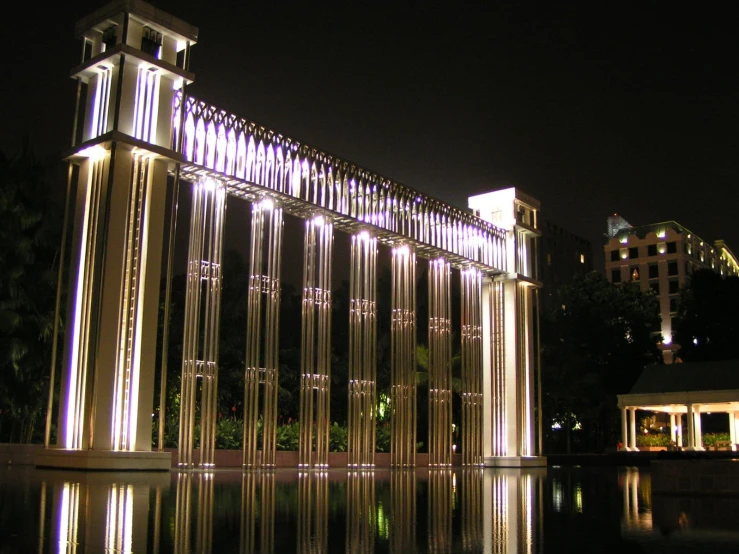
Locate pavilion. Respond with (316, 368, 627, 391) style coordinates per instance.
(617, 360, 739, 451)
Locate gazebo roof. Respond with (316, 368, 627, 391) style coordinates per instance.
(629, 359, 739, 395)
(618, 360, 739, 413)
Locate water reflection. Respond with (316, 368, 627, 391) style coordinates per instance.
(22, 467, 552, 553)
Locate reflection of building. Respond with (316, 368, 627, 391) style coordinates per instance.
(604, 215, 739, 363)
(539, 217, 592, 316)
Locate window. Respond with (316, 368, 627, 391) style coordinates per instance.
(610, 250, 619, 262)
(648, 264, 659, 279)
(102, 26, 117, 51)
(670, 298, 678, 312)
(580, 254, 585, 264)
(611, 269, 621, 283)
(629, 247, 639, 259)
(647, 244, 657, 256)
(668, 261, 678, 276)
(667, 241, 677, 254)
(141, 27, 162, 57)
(547, 253, 552, 265)
(669, 280, 679, 294)
(650, 282, 660, 294)
(631, 267, 640, 281)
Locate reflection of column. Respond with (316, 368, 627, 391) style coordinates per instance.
(298, 471, 328, 553)
(195, 473, 215, 554)
(461, 469, 484, 551)
(428, 470, 452, 553)
(178, 178, 226, 468)
(348, 231, 377, 468)
(240, 472, 275, 554)
(54, 481, 81, 553)
(390, 470, 416, 552)
(428, 258, 452, 467)
(391, 245, 417, 468)
(346, 471, 375, 553)
(483, 470, 542, 554)
(299, 216, 333, 468)
(461, 269, 484, 466)
(686, 403, 695, 449)
(174, 472, 193, 553)
(629, 409, 639, 451)
(621, 407, 628, 451)
(243, 198, 284, 468)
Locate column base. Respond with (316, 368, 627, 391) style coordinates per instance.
(484, 456, 547, 468)
(35, 448, 171, 471)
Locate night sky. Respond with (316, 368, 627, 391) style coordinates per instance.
(3, 1, 738, 269)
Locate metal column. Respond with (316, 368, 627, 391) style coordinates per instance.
(178, 178, 226, 468)
(461, 268, 483, 466)
(390, 245, 416, 467)
(243, 198, 284, 468)
(348, 231, 377, 468)
(428, 258, 452, 467)
(299, 215, 333, 468)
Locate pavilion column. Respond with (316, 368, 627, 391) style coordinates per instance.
(298, 215, 333, 468)
(730, 412, 737, 451)
(686, 403, 695, 449)
(178, 178, 226, 469)
(628, 408, 639, 451)
(694, 405, 703, 450)
(390, 244, 416, 468)
(669, 414, 676, 445)
(428, 257, 453, 467)
(243, 198, 283, 468)
(347, 231, 377, 468)
(676, 414, 683, 447)
(620, 407, 628, 451)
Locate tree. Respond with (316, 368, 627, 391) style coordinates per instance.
(0, 145, 61, 442)
(541, 271, 662, 453)
(673, 268, 739, 362)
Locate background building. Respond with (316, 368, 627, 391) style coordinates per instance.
(604, 214, 739, 363)
(539, 217, 593, 316)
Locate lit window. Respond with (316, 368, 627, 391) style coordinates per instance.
(580, 254, 585, 264)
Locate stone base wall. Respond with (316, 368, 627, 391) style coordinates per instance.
(652, 459, 739, 495)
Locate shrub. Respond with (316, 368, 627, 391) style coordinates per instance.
(636, 433, 671, 447)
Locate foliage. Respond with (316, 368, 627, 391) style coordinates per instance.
(0, 146, 62, 443)
(541, 272, 662, 454)
(275, 420, 300, 451)
(636, 433, 671, 447)
(329, 421, 348, 452)
(375, 422, 391, 453)
(673, 269, 739, 362)
(702, 432, 731, 447)
(216, 417, 243, 449)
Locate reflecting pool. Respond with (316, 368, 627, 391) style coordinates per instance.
(1, 465, 738, 553)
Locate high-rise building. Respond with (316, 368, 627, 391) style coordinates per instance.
(603, 215, 739, 363)
(539, 217, 593, 316)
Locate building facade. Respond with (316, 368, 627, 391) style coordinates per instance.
(539, 217, 592, 317)
(604, 215, 739, 363)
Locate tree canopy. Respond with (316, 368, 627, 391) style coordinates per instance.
(541, 271, 662, 453)
(673, 268, 739, 362)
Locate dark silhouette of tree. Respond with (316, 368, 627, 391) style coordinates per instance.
(0, 145, 62, 442)
(673, 268, 739, 362)
(541, 271, 662, 453)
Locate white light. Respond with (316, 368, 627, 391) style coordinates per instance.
(394, 245, 410, 257)
(78, 145, 107, 160)
(663, 335, 672, 345)
(202, 178, 216, 192)
(358, 231, 370, 242)
(656, 230, 666, 238)
(693, 338, 698, 345)
(260, 197, 274, 211)
(620, 236, 628, 244)
(312, 215, 325, 227)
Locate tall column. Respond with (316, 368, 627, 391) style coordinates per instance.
(621, 407, 629, 451)
(390, 245, 417, 467)
(676, 414, 683, 447)
(730, 412, 737, 451)
(629, 408, 639, 451)
(461, 268, 484, 466)
(686, 403, 695, 449)
(178, 178, 226, 469)
(480, 279, 494, 459)
(347, 231, 377, 468)
(694, 405, 703, 450)
(243, 198, 284, 468)
(428, 258, 453, 467)
(670, 414, 677, 445)
(298, 215, 333, 468)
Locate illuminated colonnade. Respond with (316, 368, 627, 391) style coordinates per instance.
(43, 0, 544, 471)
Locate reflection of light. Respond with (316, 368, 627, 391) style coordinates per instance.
(552, 479, 563, 512)
(376, 501, 389, 539)
(574, 483, 583, 513)
(58, 482, 80, 553)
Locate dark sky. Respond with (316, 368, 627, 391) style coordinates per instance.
(3, 1, 738, 269)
